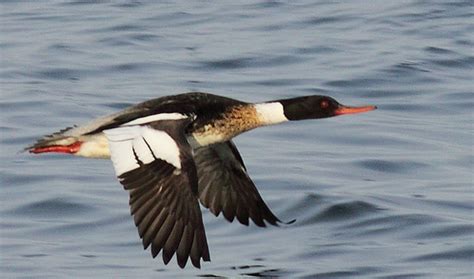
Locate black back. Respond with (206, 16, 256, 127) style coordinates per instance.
(87, 92, 245, 135)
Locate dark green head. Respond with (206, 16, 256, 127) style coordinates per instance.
(278, 95, 376, 121)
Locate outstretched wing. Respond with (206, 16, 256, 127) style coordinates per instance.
(194, 141, 282, 227)
(104, 117, 210, 268)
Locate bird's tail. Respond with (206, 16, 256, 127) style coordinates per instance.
(25, 126, 82, 154)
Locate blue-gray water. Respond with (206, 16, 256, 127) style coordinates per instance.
(1, 1, 473, 278)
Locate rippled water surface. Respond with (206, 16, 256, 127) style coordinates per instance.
(1, 1, 473, 278)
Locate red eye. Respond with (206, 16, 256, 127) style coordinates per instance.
(320, 100, 329, 109)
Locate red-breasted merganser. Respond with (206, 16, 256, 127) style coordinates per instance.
(27, 92, 376, 268)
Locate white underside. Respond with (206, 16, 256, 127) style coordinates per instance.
(75, 134, 110, 158)
(190, 129, 225, 148)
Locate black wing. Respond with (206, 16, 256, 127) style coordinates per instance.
(194, 141, 282, 227)
(104, 118, 210, 268)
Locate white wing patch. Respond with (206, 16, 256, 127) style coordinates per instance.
(103, 126, 140, 176)
(132, 136, 155, 165)
(122, 113, 187, 126)
(139, 127, 182, 169)
(104, 126, 182, 177)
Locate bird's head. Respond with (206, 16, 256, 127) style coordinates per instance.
(279, 95, 377, 120)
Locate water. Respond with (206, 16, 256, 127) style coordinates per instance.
(1, 1, 473, 278)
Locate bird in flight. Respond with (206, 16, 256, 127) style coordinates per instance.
(28, 92, 376, 268)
